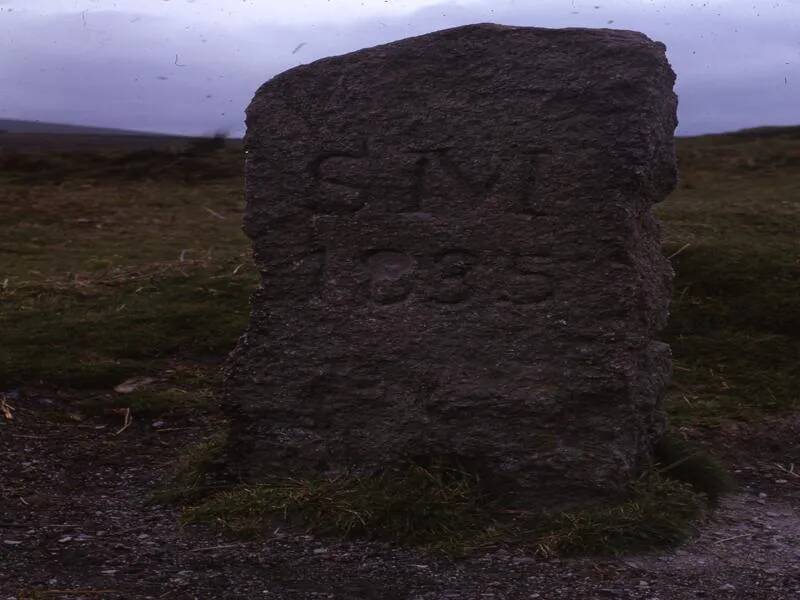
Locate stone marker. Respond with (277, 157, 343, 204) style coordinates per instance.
(225, 23, 677, 509)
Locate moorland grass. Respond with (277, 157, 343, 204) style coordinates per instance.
(0, 269, 254, 389)
(658, 127, 800, 424)
(0, 144, 257, 398)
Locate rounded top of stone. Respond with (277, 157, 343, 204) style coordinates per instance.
(381, 22, 664, 55)
(254, 22, 667, 92)
(387, 22, 667, 60)
(393, 21, 657, 42)
(248, 24, 671, 126)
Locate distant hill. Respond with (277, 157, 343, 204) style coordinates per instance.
(0, 119, 197, 152)
(719, 124, 800, 139)
(0, 119, 172, 137)
(675, 124, 800, 140)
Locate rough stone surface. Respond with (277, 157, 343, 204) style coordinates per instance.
(225, 23, 678, 508)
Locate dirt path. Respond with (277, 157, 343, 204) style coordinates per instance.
(2, 398, 799, 599)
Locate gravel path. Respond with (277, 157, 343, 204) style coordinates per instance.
(2, 397, 799, 599)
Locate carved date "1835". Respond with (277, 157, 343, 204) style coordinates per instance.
(362, 249, 553, 306)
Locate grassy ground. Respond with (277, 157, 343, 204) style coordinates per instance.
(1, 127, 798, 554)
(658, 127, 800, 424)
(175, 460, 711, 557)
(0, 139, 256, 415)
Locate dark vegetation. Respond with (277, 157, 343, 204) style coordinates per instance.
(0, 134, 240, 186)
(157, 430, 724, 556)
(653, 432, 734, 506)
(659, 128, 800, 424)
(2, 126, 798, 556)
(0, 133, 254, 417)
(172, 460, 710, 557)
(0, 117, 167, 135)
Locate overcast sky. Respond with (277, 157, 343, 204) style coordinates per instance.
(1, 0, 798, 136)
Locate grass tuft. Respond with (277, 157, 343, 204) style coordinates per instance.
(155, 433, 228, 504)
(182, 464, 486, 548)
(526, 474, 705, 557)
(653, 432, 734, 506)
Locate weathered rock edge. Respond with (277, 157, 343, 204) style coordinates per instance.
(224, 23, 678, 510)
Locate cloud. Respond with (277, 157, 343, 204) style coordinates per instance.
(0, 1, 797, 136)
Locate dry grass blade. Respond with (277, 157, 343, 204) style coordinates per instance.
(203, 207, 226, 220)
(667, 242, 692, 259)
(1, 395, 14, 421)
(713, 533, 753, 545)
(113, 407, 132, 435)
(774, 463, 800, 478)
